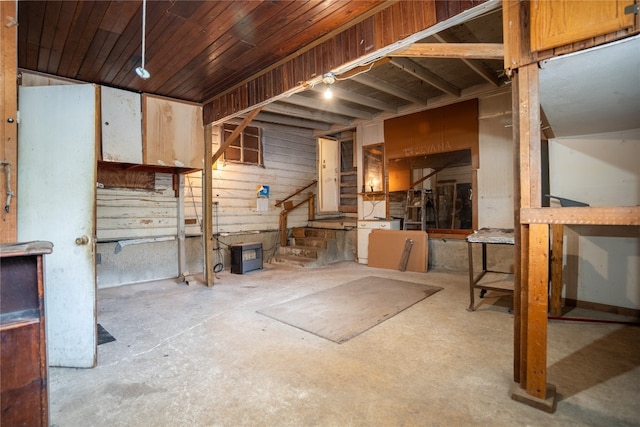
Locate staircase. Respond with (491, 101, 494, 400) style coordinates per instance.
(274, 224, 355, 267)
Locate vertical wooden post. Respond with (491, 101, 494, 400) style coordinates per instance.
(0, 0, 18, 244)
(203, 124, 214, 286)
(177, 174, 187, 277)
(550, 224, 564, 316)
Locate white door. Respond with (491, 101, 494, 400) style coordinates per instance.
(318, 137, 339, 213)
(18, 84, 98, 368)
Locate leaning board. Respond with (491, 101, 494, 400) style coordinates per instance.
(368, 230, 428, 272)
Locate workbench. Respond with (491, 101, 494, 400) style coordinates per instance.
(466, 228, 515, 311)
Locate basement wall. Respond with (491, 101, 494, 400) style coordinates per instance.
(549, 128, 640, 310)
(97, 121, 317, 287)
(430, 92, 515, 271)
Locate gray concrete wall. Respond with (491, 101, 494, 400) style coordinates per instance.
(428, 238, 514, 272)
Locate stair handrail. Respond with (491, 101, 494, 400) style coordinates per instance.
(279, 191, 316, 247)
(275, 180, 317, 207)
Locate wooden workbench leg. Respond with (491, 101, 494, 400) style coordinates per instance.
(550, 224, 564, 316)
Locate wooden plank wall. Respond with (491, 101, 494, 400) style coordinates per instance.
(96, 173, 177, 241)
(208, 122, 317, 234)
(205, 1, 488, 123)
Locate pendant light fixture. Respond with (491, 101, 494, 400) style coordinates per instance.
(322, 72, 335, 99)
(135, 0, 150, 79)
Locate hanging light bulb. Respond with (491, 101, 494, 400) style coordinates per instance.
(135, 0, 150, 79)
(322, 72, 335, 100)
(324, 85, 333, 99)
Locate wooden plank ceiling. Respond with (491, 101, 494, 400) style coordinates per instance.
(18, 0, 507, 132)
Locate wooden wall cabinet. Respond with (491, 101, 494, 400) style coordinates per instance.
(143, 94, 204, 170)
(530, 0, 635, 51)
(1, 241, 53, 427)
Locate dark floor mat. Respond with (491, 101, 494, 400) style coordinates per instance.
(97, 323, 116, 345)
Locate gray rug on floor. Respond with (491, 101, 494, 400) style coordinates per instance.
(257, 276, 442, 343)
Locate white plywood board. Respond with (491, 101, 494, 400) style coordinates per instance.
(101, 86, 142, 163)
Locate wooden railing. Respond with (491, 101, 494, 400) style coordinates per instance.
(276, 180, 317, 247)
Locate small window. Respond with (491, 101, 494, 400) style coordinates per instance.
(223, 124, 263, 166)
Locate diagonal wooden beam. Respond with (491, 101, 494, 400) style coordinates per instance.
(211, 106, 263, 164)
(389, 43, 504, 59)
(433, 33, 501, 87)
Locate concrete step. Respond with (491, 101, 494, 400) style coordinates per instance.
(292, 236, 329, 249)
(272, 254, 319, 268)
(279, 245, 320, 259)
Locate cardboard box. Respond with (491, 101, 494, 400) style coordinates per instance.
(367, 230, 428, 272)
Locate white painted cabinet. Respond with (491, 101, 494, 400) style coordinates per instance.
(357, 219, 401, 264)
(101, 86, 142, 163)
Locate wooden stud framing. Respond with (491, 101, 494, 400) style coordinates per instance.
(1, 0, 18, 243)
(203, 124, 214, 286)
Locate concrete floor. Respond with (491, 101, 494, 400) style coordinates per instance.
(49, 262, 640, 426)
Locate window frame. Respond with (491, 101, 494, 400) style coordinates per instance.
(222, 124, 264, 166)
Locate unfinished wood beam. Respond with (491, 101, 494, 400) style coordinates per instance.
(1, 0, 18, 244)
(389, 57, 461, 97)
(526, 223, 549, 399)
(203, 124, 214, 286)
(389, 42, 504, 59)
(211, 106, 263, 164)
(521, 206, 640, 225)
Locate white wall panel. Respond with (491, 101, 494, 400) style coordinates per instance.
(477, 92, 514, 229)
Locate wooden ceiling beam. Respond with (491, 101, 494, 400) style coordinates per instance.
(389, 42, 504, 59)
(279, 94, 373, 120)
(263, 102, 353, 126)
(389, 57, 461, 97)
(251, 112, 333, 131)
(351, 73, 428, 105)
(312, 86, 398, 113)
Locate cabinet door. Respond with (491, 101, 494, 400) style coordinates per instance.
(531, 0, 635, 51)
(143, 94, 204, 169)
(101, 86, 142, 163)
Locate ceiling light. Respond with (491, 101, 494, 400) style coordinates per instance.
(136, 0, 150, 79)
(322, 72, 336, 85)
(323, 86, 333, 99)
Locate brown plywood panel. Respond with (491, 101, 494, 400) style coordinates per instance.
(384, 99, 478, 160)
(368, 230, 428, 272)
(530, 0, 634, 51)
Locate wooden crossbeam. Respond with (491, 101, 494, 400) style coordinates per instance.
(389, 43, 504, 59)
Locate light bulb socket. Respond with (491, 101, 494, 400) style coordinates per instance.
(322, 72, 336, 85)
(135, 66, 151, 79)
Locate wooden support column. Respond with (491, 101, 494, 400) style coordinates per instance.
(177, 174, 187, 277)
(203, 124, 214, 286)
(510, 59, 557, 414)
(1, 0, 18, 244)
